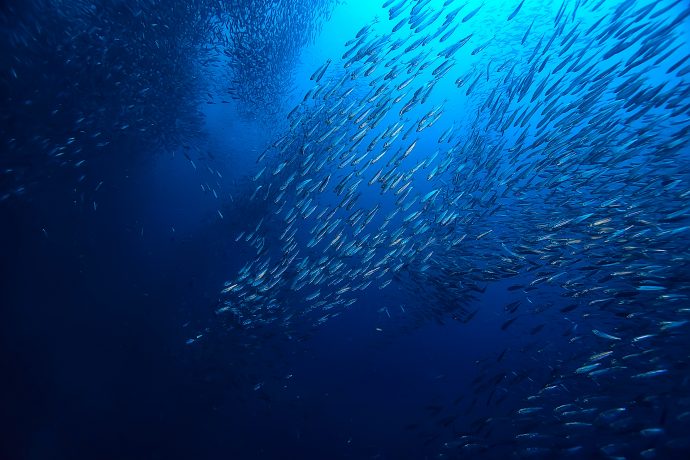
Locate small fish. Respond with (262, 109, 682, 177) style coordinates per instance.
(592, 329, 621, 341)
(507, 0, 525, 21)
(632, 370, 668, 379)
(462, 3, 484, 22)
(501, 316, 519, 330)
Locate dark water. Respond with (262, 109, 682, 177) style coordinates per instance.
(2, 0, 690, 459)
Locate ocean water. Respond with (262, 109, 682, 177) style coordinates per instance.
(2, 0, 690, 459)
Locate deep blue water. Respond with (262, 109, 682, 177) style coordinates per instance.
(2, 0, 690, 459)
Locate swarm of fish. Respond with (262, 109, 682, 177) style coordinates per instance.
(219, 0, 340, 119)
(0, 0, 226, 199)
(0, 0, 337, 201)
(217, 0, 690, 456)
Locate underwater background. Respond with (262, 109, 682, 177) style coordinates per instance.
(2, 0, 690, 459)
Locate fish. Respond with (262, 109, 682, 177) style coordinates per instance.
(501, 317, 519, 331)
(462, 3, 484, 23)
(592, 329, 622, 341)
(310, 59, 332, 83)
(507, 0, 525, 21)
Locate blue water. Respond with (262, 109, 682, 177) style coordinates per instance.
(2, 0, 690, 459)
